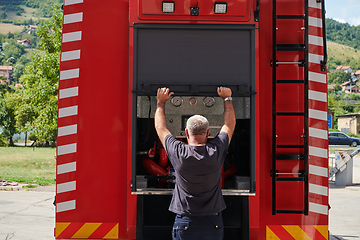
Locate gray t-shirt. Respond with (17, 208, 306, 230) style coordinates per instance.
(164, 132, 229, 216)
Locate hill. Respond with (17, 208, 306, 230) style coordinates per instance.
(327, 41, 360, 71)
(0, 0, 62, 20)
(326, 18, 360, 49)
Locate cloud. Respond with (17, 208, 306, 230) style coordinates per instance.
(333, 18, 347, 24)
(350, 17, 360, 26)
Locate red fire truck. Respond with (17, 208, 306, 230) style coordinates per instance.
(55, 0, 328, 239)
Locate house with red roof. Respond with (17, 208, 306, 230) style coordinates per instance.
(17, 39, 32, 48)
(336, 66, 353, 73)
(340, 81, 360, 93)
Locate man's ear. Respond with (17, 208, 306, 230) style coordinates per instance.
(185, 128, 189, 138)
(206, 129, 210, 138)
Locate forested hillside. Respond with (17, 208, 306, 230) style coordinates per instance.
(326, 18, 360, 71)
(326, 18, 360, 129)
(0, 0, 61, 18)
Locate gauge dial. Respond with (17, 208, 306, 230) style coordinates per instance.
(203, 97, 215, 107)
(171, 96, 183, 107)
(189, 97, 197, 105)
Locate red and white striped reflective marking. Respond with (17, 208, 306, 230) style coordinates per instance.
(308, 0, 328, 217)
(56, 0, 84, 214)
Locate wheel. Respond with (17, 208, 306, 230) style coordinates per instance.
(351, 141, 358, 147)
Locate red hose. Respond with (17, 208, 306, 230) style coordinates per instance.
(158, 149, 168, 168)
(142, 155, 167, 177)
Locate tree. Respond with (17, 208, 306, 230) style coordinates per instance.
(8, 4, 62, 142)
(0, 83, 16, 146)
(334, 84, 342, 92)
(327, 71, 351, 85)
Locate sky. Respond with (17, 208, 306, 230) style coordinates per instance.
(325, 0, 360, 26)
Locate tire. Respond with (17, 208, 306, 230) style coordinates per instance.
(351, 141, 358, 147)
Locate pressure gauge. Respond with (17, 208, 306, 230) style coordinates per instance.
(189, 97, 197, 105)
(203, 97, 215, 107)
(171, 96, 183, 107)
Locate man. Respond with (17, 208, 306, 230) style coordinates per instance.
(154, 87, 236, 240)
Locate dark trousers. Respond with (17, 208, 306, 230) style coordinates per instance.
(172, 213, 224, 240)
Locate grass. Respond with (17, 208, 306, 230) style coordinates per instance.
(0, 146, 56, 186)
(327, 41, 360, 62)
(0, 5, 48, 21)
(0, 23, 24, 34)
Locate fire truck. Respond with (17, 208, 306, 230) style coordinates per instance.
(55, 0, 328, 239)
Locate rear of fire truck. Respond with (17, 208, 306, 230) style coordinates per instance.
(55, 0, 328, 239)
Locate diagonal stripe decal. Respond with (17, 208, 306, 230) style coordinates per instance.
(55, 222, 71, 238)
(314, 225, 329, 239)
(267, 225, 328, 240)
(72, 223, 102, 239)
(266, 226, 281, 240)
(282, 225, 312, 240)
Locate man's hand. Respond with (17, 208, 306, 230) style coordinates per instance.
(157, 87, 174, 104)
(217, 87, 232, 99)
(155, 87, 174, 147)
(218, 86, 235, 144)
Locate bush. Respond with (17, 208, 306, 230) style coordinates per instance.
(28, 133, 37, 141)
(0, 134, 7, 147)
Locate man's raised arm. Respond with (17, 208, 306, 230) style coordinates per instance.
(217, 87, 236, 144)
(154, 87, 174, 147)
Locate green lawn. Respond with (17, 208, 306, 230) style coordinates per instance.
(0, 146, 56, 186)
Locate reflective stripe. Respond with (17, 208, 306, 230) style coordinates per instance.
(309, 202, 328, 215)
(57, 162, 76, 175)
(309, 109, 327, 121)
(309, 16, 322, 28)
(58, 124, 77, 137)
(309, 127, 327, 140)
(309, 0, 322, 9)
(309, 53, 323, 64)
(57, 181, 76, 194)
(309, 183, 328, 196)
(64, 0, 83, 5)
(309, 164, 328, 177)
(61, 50, 81, 62)
(59, 106, 78, 118)
(309, 71, 326, 84)
(309, 146, 328, 158)
(60, 69, 79, 80)
(309, 90, 327, 102)
(64, 12, 83, 24)
(62, 31, 82, 43)
(57, 200, 76, 213)
(58, 143, 77, 156)
(309, 35, 323, 47)
(59, 87, 79, 99)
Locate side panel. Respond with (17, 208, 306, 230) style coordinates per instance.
(55, 0, 131, 239)
(258, 0, 328, 239)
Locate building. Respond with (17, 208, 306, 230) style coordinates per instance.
(351, 72, 358, 82)
(17, 39, 32, 48)
(0, 66, 13, 84)
(337, 113, 360, 134)
(336, 65, 353, 73)
(340, 80, 360, 93)
(28, 25, 38, 34)
(355, 70, 360, 78)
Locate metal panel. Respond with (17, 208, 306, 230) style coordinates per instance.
(134, 24, 255, 95)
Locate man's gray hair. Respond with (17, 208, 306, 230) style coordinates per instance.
(186, 115, 209, 135)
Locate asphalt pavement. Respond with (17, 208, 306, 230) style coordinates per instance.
(0, 150, 359, 240)
(0, 187, 55, 240)
(329, 152, 360, 240)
